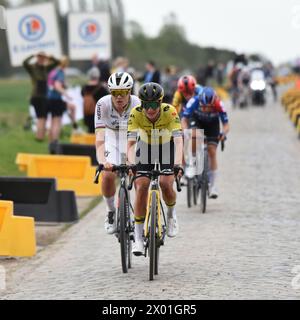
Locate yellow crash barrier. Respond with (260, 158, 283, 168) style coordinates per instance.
(215, 87, 229, 101)
(70, 133, 95, 145)
(297, 118, 300, 136)
(291, 107, 300, 126)
(16, 154, 101, 197)
(287, 101, 300, 117)
(281, 89, 300, 107)
(0, 201, 36, 257)
(276, 74, 300, 85)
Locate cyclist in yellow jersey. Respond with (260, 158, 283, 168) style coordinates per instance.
(172, 75, 203, 116)
(127, 82, 184, 256)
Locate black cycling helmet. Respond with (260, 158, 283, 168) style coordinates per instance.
(138, 82, 164, 102)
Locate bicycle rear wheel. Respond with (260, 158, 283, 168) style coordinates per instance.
(149, 191, 157, 281)
(119, 187, 131, 273)
(201, 150, 209, 214)
(154, 243, 159, 275)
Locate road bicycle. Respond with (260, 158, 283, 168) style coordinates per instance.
(199, 137, 225, 213)
(94, 164, 136, 273)
(129, 161, 182, 280)
(185, 136, 226, 213)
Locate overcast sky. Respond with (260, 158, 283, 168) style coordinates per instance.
(123, 0, 300, 65)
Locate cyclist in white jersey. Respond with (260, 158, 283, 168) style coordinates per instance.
(95, 72, 140, 234)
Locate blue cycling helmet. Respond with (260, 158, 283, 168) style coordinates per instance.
(199, 87, 216, 105)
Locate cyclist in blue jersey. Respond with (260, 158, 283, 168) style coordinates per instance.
(182, 87, 229, 198)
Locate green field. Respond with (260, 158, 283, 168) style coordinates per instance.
(0, 79, 74, 176)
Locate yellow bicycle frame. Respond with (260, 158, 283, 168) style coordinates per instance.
(144, 190, 163, 239)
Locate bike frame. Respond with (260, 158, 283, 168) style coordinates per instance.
(141, 161, 166, 245)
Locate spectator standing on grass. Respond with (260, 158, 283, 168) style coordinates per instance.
(47, 56, 78, 149)
(23, 52, 60, 141)
(81, 67, 109, 133)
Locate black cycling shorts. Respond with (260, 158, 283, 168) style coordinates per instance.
(30, 96, 48, 119)
(135, 141, 174, 175)
(47, 99, 67, 117)
(190, 117, 220, 145)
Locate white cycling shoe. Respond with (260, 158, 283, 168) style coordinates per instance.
(104, 211, 117, 234)
(167, 216, 179, 238)
(132, 239, 144, 256)
(209, 185, 219, 199)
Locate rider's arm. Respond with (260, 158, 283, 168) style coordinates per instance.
(172, 91, 182, 114)
(181, 117, 189, 130)
(95, 128, 107, 164)
(180, 96, 198, 130)
(127, 140, 136, 165)
(182, 96, 198, 118)
(167, 107, 183, 166)
(222, 122, 230, 136)
(95, 99, 107, 164)
(127, 108, 139, 165)
(215, 99, 230, 136)
(173, 136, 183, 166)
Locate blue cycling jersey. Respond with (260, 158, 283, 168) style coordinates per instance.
(183, 95, 228, 124)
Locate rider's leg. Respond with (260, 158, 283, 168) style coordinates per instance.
(160, 175, 176, 214)
(102, 171, 116, 210)
(207, 143, 218, 184)
(102, 171, 117, 234)
(134, 177, 150, 240)
(160, 175, 178, 237)
(132, 177, 150, 254)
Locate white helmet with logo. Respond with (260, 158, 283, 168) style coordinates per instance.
(108, 72, 134, 90)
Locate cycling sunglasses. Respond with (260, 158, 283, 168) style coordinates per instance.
(110, 89, 131, 97)
(142, 101, 161, 110)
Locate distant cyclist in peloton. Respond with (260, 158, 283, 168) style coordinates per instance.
(181, 87, 229, 199)
(172, 75, 203, 117)
(95, 72, 140, 234)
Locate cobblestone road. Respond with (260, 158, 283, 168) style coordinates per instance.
(1, 96, 300, 299)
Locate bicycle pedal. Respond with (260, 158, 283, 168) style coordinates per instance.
(114, 233, 120, 241)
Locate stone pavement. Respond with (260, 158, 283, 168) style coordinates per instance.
(1, 96, 300, 299)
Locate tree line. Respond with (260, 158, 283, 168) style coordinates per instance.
(0, 0, 238, 76)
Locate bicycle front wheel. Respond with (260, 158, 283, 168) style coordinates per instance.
(201, 150, 209, 214)
(193, 176, 199, 205)
(187, 177, 193, 208)
(119, 187, 131, 273)
(149, 191, 157, 281)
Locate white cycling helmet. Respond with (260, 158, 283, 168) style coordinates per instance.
(108, 72, 134, 90)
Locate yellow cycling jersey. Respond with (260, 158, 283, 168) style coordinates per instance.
(172, 90, 188, 114)
(128, 103, 182, 144)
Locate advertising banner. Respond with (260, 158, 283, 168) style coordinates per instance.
(68, 12, 111, 61)
(6, 3, 62, 67)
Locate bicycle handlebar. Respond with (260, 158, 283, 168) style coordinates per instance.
(202, 135, 227, 152)
(94, 164, 137, 184)
(175, 176, 182, 192)
(127, 167, 182, 192)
